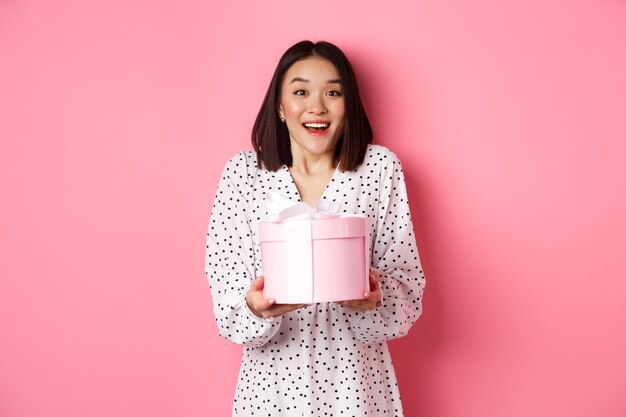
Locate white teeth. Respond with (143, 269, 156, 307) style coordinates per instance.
(304, 123, 329, 128)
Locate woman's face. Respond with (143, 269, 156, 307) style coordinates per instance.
(278, 57, 346, 160)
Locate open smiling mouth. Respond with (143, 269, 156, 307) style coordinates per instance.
(303, 122, 330, 133)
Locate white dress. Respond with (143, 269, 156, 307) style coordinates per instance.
(205, 144, 425, 416)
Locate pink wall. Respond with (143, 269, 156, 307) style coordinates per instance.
(1, 1, 625, 416)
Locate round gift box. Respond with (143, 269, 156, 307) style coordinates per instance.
(259, 216, 370, 303)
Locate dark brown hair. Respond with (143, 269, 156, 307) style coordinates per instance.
(252, 40, 373, 171)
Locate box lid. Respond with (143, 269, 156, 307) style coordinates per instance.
(259, 216, 368, 243)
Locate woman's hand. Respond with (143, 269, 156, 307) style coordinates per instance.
(337, 271, 382, 313)
(246, 276, 308, 319)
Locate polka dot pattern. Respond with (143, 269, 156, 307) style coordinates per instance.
(205, 144, 425, 416)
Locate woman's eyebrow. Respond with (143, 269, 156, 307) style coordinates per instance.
(289, 77, 342, 84)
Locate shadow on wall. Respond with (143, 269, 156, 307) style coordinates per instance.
(389, 165, 447, 417)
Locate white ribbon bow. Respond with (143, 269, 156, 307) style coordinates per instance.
(265, 191, 342, 221)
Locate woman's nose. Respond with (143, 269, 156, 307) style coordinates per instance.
(307, 94, 327, 114)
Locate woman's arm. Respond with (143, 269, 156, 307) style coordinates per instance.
(343, 149, 426, 343)
(205, 152, 282, 347)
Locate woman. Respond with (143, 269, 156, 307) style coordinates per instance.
(206, 40, 425, 416)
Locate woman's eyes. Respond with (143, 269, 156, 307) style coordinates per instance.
(292, 90, 343, 97)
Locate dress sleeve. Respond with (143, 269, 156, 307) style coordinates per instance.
(346, 150, 426, 344)
(205, 152, 282, 347)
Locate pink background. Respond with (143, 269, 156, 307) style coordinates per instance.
(1, 1, 625, 416)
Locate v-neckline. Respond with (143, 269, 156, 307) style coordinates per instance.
(283, 164, 339, 206)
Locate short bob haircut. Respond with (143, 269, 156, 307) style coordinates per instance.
(252, 40, 373, 172)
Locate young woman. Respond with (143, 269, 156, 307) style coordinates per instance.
(206, 40, 425, 416)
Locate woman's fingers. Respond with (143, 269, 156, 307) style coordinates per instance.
(341, 271, 382, 312)
(250, 276, 264, 291)
(367, 272, 382, 303)
(247, 276, 311, 318)
(252, 296, 276, 313)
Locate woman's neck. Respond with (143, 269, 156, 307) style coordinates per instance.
(288, 147, 337, 207)
(289, 145, 336, 176)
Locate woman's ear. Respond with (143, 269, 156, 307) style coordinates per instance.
(277, 105, 285, 122)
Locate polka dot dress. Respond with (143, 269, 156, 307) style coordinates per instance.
(205, 144, 426, 416)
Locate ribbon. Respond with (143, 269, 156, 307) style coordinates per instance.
(265, 191, 342, 221)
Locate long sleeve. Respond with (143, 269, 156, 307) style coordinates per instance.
(346, 150, 426, 344)
(205, 152, 281, 347)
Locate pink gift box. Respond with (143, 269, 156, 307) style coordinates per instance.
(260, 216, 370, 303)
